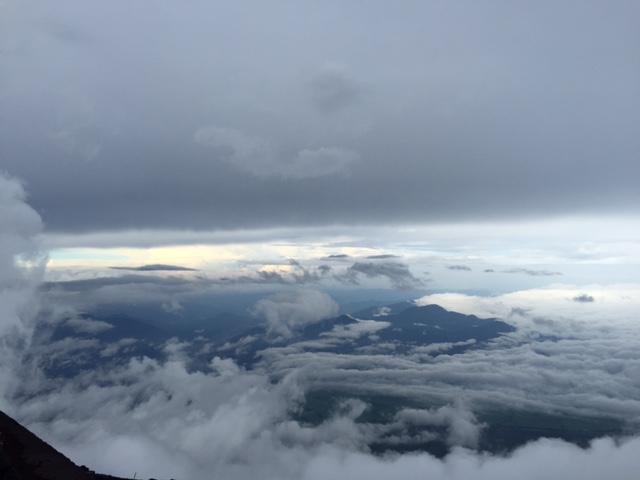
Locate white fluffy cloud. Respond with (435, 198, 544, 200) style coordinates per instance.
(301, 436, 640, 480)
(0, 172, 45, 409)
(253, 289, 339, 337)
(13, 350, 640, 480)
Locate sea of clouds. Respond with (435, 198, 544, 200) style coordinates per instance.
(2, 170, 640, 480)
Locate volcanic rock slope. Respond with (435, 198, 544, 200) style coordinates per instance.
(0, 411, 130, 480)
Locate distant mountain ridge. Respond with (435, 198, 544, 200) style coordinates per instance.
(33, 302, 515, 379)
(10, 302, 627, 463)
(217, 303, 516, 367)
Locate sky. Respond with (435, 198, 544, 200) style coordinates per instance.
(1, 1, 640, 479)
(1, 0, 638, 290)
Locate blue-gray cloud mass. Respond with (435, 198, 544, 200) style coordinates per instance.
(0, 1, 638, 236)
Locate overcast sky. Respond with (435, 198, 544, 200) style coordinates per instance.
(1, 1, 639, 292)
(2, 0, 638, 232)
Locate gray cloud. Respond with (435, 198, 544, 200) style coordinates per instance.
(309, 64, 363, 114)
(252, 289, 339, 338)
(338, 262, 425, 291)
(573, 294, 595, 303)
(43, 258, 326, 299)
(286, 147, 359, 179)
(110, 264, 197, 272)
(1, 2, 637, 234)
(509, 307, 532, 318)
(447, 265, 471, 271)
(42, 274, 195, 293)
(317, 265, 331, 275)
(194, 125, 358, 180)
(229, 260, 322, 287)
(503, 268, 563, 277)
(62, 316, 113, 334)
(40, 255, 406, 317)
(193, 125, 276, 177)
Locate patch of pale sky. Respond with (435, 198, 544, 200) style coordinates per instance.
(40, 214, 639, 291)
(416, 284, 640, 326)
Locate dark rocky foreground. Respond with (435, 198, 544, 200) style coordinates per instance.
(0, 411, 132, 480)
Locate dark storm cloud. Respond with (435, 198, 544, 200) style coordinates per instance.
(338, 262, 424, 291)
(573, 293, 595, 303)
(324, 254, 350, 259)
(366, 254, 400, 259)
(1, 1, 638, 236)
(503, 268, 563, 277)
(110, 264, 197, 272)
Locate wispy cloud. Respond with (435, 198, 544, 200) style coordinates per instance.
(503, 268, 562, 276)
(447, 265, 471, 271)
(110, 264, 197, 272)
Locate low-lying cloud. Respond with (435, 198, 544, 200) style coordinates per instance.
(252, 289, 339, 337)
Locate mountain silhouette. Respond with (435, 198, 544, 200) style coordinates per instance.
(0, 411, 131, 480)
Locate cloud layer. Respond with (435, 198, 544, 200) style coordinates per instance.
(1, 176, 636, 479)
(9, 280, 640, 480)
(1, 1, 638, 234)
